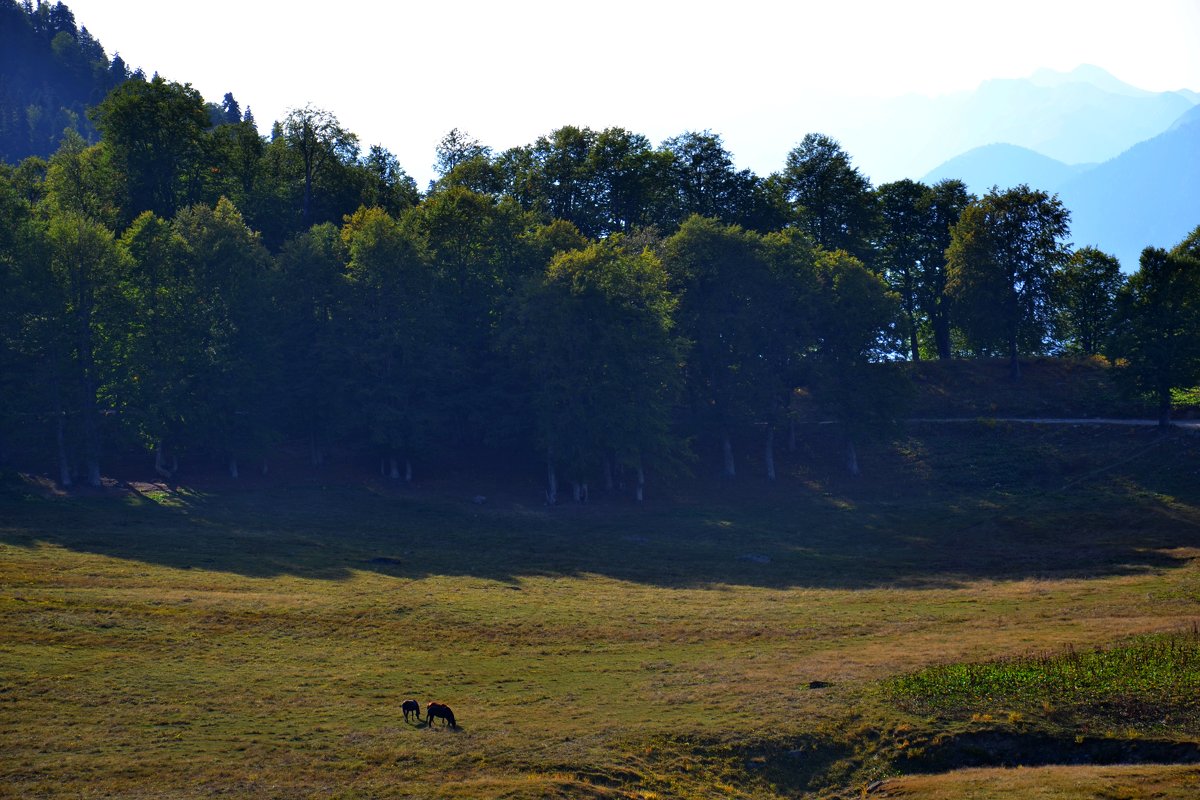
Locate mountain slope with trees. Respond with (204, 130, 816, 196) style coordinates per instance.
(0, 0, 132, 162)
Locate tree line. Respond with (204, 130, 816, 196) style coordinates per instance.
(1, 71, 1197, 499)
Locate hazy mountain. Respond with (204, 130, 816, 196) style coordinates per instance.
(1166, 103, 1200, 132)
(922, 143, 1091, 195)
(964, 71, 1194, 165)
(832, 65, 1197, 185)
(1057, 106, 1200, 270)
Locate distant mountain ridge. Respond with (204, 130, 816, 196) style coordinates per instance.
(923, 143, 1089, 194)
(960, 72, 1192, 164)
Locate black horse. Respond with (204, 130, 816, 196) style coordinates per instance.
(401, 699, 421, 723)
(425, 701, 456, 728)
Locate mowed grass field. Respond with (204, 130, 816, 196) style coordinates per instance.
(4, 422, 1200, 798)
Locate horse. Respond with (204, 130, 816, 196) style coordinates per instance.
(401, 699, 421, 723)
(425, 701, 456, 728)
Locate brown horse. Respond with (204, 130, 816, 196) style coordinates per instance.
(425, 701, 456, 728)
(401, 699, 421, 723)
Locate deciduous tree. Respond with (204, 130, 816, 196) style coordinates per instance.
(91, 76, 209, 221)
(282, 104, 358, 226)
(1056, 246, 1124, 356)
(946, 185, 1071, 379)
(506, 240, 683, 502)
(777, 133, 877, 263)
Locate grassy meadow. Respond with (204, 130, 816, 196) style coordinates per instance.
(4, 418, 1200, 798)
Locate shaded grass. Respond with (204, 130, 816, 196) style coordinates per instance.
(900, 356, 1145, 419)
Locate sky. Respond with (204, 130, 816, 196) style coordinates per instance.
(62, 0, 1200, 187)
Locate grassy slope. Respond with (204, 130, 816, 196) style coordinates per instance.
(901, 356, 1142, 419)
(3, 419, 1200, 797)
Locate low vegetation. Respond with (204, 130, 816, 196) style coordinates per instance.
(889, 629, 1200, 732)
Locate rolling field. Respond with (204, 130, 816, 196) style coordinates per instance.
(3, 422, 1200, 798)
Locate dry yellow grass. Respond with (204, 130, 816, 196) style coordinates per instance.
(879, 764, 1200, 799)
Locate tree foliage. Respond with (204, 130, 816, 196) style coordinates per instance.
(777, 133, 877, 262)
(1056, 246, 1124, 355)
(91, 76, 209, 221)
(946, 185, 1071, 378)
(1108, 232, 1200, 426)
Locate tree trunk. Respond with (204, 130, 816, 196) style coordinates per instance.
(933, 308, 952, 359)
(722, 431, 736, 479)
(765, 424, 776, 481)
(86, 459, 101, 488)
(604, 457, 614, 492)
(388, 456, 400, 479)
(302, 167, 313, 226)
(405, 459, 412, 483)
(74, 301, 102, 487)
(261, 458, 269, 476)
(907, 300, 921, 362)
(635, 460, 645, 503)
(546, 452, 558, 506)
(1159, 388, 1172, 429)
(154, 441, 174, 479)
(56, 412, 72, 489)
(310, 432, 324, 467)
(845, 439, 860, 477)
(229, 455, 239, 479)
(80, 372, 101, 487)
(1008, 335, 1021, 381)
(788, 418, 797, 452)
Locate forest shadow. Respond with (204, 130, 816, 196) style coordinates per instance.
(3, 428, 1200, 592)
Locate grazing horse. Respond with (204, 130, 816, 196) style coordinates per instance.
(426, 701, 456, 728)
(401, 699, 421, 723)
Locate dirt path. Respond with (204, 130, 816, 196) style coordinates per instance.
(910, 417, 1200, 429)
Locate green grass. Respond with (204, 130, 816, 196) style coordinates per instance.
(4, 423, 1200, 798)
(888, 629, 1200, 730)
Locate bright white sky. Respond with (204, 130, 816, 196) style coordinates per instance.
(64, 0, 1200, 187)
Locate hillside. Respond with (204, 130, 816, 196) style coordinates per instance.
(0, 0, 131, 162)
